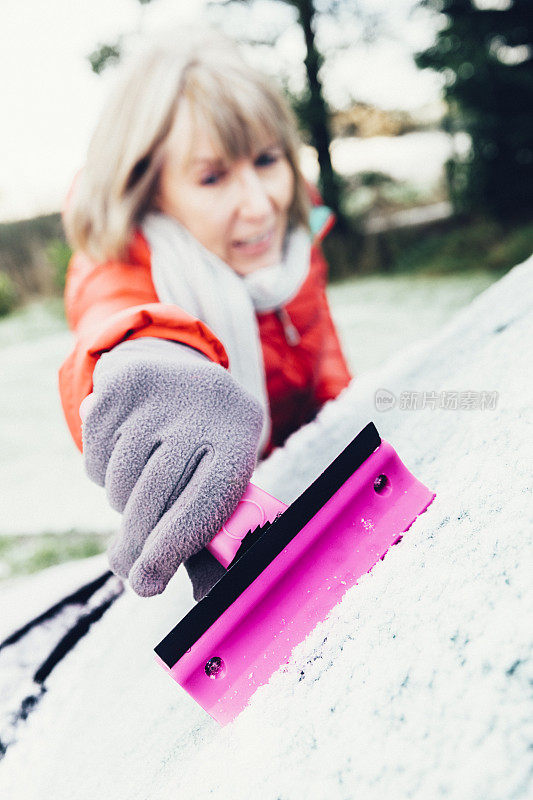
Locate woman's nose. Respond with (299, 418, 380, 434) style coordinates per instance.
(236, 165, 271, 220)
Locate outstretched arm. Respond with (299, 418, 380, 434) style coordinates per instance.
(59, 240, 227, 450)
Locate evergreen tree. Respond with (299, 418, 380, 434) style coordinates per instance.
(416, 0, 533, 220)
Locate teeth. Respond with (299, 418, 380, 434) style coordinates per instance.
(238, 231, 270, 246)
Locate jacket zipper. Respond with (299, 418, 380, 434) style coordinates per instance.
(276, 307, 301, 346)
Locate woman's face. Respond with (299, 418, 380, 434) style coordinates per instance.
(156, 104, 295, 275)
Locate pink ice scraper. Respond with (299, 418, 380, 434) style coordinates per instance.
(154, 422, 436, 725)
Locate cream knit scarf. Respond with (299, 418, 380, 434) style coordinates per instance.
(142, 212, 311, 454)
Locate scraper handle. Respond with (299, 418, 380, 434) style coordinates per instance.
(206, 483, 288, 569)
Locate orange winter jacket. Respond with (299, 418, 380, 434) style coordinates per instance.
(59, 212, 352, 455)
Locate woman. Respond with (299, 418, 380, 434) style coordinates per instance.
(60, 31, 352, 600)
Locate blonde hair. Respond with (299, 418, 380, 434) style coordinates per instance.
(65, 31, 310, 262)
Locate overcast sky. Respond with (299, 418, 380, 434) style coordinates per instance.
(0, 0, 443, 221)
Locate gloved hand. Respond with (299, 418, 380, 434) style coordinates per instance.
(81, 337, 263, 598)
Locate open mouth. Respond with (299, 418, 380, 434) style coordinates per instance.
(233, 227, 275, 249)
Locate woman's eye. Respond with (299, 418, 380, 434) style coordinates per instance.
(200, 171, 224, 186)
(255, 151, 279, 168)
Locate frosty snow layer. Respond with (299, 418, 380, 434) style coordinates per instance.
(0, 258, 532, 799)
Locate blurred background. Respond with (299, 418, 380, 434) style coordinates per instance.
(1, 0, 532, 581)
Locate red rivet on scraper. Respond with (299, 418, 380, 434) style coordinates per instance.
(205, 657, 226, 679)
(373, 474, 389, 494)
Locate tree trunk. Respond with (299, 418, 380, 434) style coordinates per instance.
(294, 0, 346, 227)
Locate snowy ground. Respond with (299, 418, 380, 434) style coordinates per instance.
(0, 270, 496, 538)
(0, 257, 531, 799)
(0, 304, 122, 538)
(301, 130, 466, 191)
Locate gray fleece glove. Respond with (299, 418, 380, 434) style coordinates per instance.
(82, 338, 263, 598)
